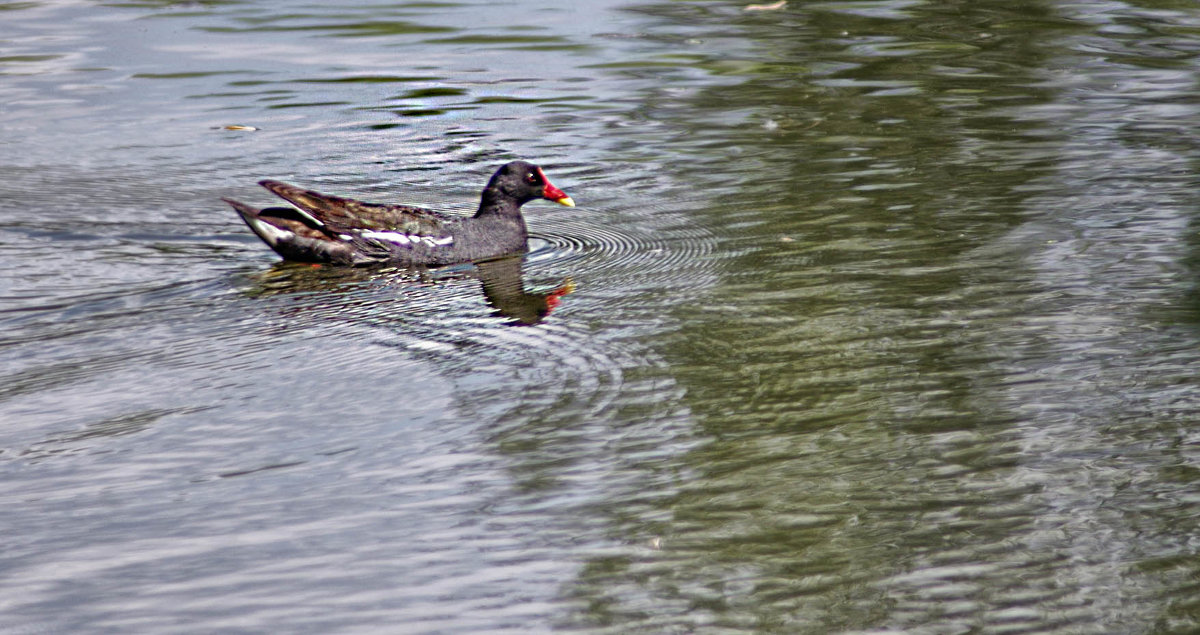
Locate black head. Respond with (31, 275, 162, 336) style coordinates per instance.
(486, 161, 574, 208)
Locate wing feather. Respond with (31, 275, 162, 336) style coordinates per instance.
(259, 180, 454, 236)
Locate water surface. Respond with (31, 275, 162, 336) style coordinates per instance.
(3, 0, 1200, 632)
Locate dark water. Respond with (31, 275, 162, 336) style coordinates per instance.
(4, 0, 1200, 632)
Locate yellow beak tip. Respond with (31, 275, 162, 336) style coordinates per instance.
(555, 196, 576, 208)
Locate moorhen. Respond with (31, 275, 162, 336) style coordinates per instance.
(223, 161, 574, 266)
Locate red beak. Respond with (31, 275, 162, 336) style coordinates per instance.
(537, 168, 575, 207)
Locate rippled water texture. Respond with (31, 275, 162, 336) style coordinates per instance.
(4, 0, 1200, 632)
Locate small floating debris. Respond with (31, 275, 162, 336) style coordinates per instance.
(745, 0, 786, 10)
(220, 124, 259, 131)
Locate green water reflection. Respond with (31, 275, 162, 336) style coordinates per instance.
(563, 1, 1200, 632)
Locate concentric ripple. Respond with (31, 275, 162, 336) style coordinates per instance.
(528, 199, 720, 306)
(530, 219, 714, 277)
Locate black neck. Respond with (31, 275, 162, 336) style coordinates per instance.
(474, 187, 524, 218)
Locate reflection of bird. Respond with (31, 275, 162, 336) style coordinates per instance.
(476, 256, 574, 325)
(223, 161, 574, 266)
(238, 255, 573, 326)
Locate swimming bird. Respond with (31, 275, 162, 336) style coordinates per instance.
(223, 161, 574, 266)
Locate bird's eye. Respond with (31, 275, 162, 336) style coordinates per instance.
(525, 172, 539, 184)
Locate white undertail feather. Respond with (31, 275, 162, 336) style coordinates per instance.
(246, 216, 294, 247)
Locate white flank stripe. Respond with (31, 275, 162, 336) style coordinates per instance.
(295, 208, 324, 227)
(360, 230, 411, 246)
(359, 230, 453, 248)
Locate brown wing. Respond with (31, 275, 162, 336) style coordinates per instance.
(259, 179, 455, 235)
